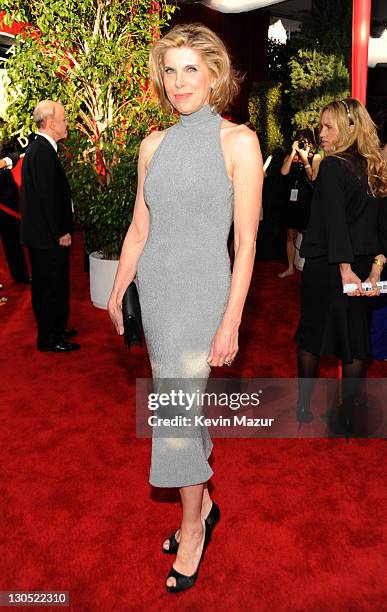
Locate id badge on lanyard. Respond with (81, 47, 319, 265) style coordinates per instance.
(290, 177, 299, 202)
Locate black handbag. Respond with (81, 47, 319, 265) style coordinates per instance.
(122, 281, 143, 348)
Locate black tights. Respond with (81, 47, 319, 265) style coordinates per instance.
(342, 359, 365, 408)
(297, 348, 365, 410)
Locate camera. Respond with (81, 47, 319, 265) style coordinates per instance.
(298, 140, 306, 150)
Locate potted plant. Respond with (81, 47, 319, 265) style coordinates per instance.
(1, 0, 175, 307)
(69, 133, 140, 308)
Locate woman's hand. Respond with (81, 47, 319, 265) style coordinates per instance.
(291, 140, 299, 153)
(207, 320, 239, 367)
(298, 146, 310, 164)
(340, 267, 363, 296)
(108, 294, 124, 335)
(363, 273, 381, 296)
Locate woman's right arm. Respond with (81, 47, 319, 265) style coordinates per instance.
(107, 134, 157, 334)
(314, 157, 362, 294)
(280, 142, 297, 175)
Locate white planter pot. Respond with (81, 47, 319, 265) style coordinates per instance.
(89, 251, 119, 309)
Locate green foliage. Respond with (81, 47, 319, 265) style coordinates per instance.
(267, 38, 294, 85)
(266, 1, 351, 141)
(249, 82, 284, 158)
(287, 49, 350, 136)
(266, 38, 295, 144)
(66, 132, 141, 260)
(294, 0, 352, 64)
(0, 0, 176, 258)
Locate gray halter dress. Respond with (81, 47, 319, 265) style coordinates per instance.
(137, 104, 234, 488)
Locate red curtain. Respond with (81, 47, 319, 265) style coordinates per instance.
(170, 5, 269, 122)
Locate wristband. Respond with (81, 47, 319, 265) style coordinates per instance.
(373, 257, 386, 268)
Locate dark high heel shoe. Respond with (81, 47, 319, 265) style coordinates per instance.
(166, 520, 210, 593)
(329, 404, 352, 442)
(163, 531, 180, 555)
(205, 500, 220, 530)
(162, 501, 220, 554)
(296, 403, 314, 429)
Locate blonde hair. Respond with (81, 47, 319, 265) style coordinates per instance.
(149, 23, 241, 114)
(320, 98, 387, 197)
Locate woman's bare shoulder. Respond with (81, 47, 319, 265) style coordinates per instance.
(221, 120, 259, 146)
(140, 129, 168, 167)
(141, 129, 167, 151)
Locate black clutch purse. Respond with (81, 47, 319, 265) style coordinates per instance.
(122, 281, 143, 348)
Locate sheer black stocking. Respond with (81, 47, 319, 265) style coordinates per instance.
(341, 358, 365, 408)
(297, 349, 320, 411)
(296, 351, 366, 430)
(329, 358, 366, 437)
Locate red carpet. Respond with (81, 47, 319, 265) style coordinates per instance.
(0, 236, 386, 610)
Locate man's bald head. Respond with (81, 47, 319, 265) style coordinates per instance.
(33, 100, 61, 128)
(33, 100, 68, 142)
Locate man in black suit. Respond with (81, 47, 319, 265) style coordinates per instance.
(21, 100, 80, 352)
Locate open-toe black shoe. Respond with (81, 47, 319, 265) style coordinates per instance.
(163, 530, 180, 555)
(162, 501, 220, 555)
(166, 521, 210, 593)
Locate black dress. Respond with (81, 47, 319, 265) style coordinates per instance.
(295, 153, 386, 362)
(0, 149, 29, 282)
(283, 156, 314, 232)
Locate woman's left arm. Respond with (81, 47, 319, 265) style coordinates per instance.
(363, 256, 385, 296)
(362, 201, 387, 295)
(207, 127, 263, 367)
(298, 149, 322, 182)
(311, 153, 322, 181)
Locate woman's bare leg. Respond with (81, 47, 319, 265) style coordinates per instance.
(201, 483, 212, 517)
(166, 483, 206, 588)
(278, 228, 297, 277)
(162, 482, 213, 550)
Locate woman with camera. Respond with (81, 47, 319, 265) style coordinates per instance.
(278, 130, 321, 278)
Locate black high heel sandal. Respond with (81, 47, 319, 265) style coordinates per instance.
(166, 520, 210, 593)
(296, 403, 314, 429)
(162, 501, 220, 554)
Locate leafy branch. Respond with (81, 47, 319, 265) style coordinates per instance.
(0, 0, 176, 257)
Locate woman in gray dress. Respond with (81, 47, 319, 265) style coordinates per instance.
(108, 23, 263, 592)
